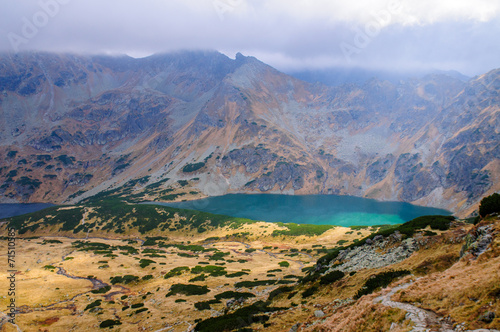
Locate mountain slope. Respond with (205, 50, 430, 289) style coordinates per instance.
(1, 198, 498, 331)
(0, 51, 499, 216)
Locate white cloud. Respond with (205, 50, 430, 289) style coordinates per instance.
(0, 0, 499, 75)
(248, 0, 500, 26)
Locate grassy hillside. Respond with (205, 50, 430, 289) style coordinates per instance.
(1, 194, 499, 331)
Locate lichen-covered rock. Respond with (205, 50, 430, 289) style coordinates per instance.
(330, 237, 418, 273)
(460, 225, 494, 258)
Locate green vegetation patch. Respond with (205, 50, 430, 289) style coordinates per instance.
(166, 284, 210, 297)
(225, 271, 249, 278)
(8, 206, 84, 234)
(133, 308, 148, 315)
(99, 319, 122, 329)
(214, 291, 255, 300)
(479, 193, 500, 218)
(195, 301, 285, 332)
(42, 239, 62, 244)
(91, 286, 112, 294)
(85, 300, 102, 311)
(302, 286, 318, 298)
(55, 154, 75, 166)
(268, 286, 294, 301)
(139, 259, 156, 268)
(182, 162, 206, 173)
(267, 269, 282, 273)
(189, 274, 206, 282)
(320, 270, 345, 285)
(164, 266, 190, 279)
(208, 251, 230, 261)
(278, 261, 290, 268)
(110, 275, 139, 285)
(194, 299, 221, 311)
(234, 280, 277, 288)
(191, 265, 227, 277)
(354, 270, 411, 299)
(73, 241, 111, 251)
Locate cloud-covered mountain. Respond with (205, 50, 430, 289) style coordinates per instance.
(0, 51, 498, 216)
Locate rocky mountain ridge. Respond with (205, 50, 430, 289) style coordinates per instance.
(0, 51, 499, 216)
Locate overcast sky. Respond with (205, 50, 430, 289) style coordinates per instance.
(1, 0, 499, 76)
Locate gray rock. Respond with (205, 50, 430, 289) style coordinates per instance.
(479, 311, 495, 323)
(289, 323, 301, 332)
(460, 225, 494, 258)
(314, 310, 325, 318)
(327, 235, 416, 273)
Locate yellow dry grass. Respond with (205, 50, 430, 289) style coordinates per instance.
(0, 220, 366, 332)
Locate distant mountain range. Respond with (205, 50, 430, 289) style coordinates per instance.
(0, 51, 499, 217)
(288, 67, 470, 86)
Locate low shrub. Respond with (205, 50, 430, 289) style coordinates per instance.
(164, 266, 190, 279)
(225, 271, 249, 278)
(354, 270, 411, 299)
(479, 193, 500, 218)
(99, 319, 122, 328)
(191, 265, 227, 277)
(182, 162, 206, 173)
(166, 284, 210, 297)
(195, 300, 220, 311)
(268, 286, 294, 301)
(194, 301, 285, 332)
(319, 270, 345, 285)
(91, 286, 111, 294)
(214, 291, 255, 300)
(139, 259, 156, 268)
(278, 261, 290, 268)
(301, 286, 318, 298)
(85, 300, 102, 311)
(110, 275, 139, 285)
(234, 280, 277, 288)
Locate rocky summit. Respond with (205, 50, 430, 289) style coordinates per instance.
(0, 51, 499, 216)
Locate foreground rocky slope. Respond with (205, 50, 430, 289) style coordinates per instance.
(0, 52, 499, 215)
(0, 196, 499, 331)
(264, 216, 500, 332)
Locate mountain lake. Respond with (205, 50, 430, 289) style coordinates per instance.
(149, 194, 452, 227)
(0, 203, 55, 219)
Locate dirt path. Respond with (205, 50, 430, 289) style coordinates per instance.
(0, 311, 22, 331)
(374, 282, 500, 332)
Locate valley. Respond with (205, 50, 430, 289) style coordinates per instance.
(0, 196, 499, 331)
(0, 200, 374, 331)
(0, 50, 499, 331)
(0, 52, 499, 217)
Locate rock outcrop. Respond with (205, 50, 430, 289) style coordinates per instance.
(0, 52, 499, 214)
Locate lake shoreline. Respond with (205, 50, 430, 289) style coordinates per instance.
(145, 193, 452, 227)
(0, 203, 56, 219)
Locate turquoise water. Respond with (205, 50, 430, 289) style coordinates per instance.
(0, 203, 55, 219)
(150, 194, 452, 227)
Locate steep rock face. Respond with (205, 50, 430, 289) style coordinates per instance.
(0, 51, 499, 216)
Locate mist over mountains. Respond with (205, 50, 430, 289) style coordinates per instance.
(288, 67, 470, 87)
(0, 51, 498, 217)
